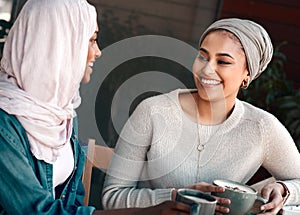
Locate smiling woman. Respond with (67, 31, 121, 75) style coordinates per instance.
(0, 0, 99, 213)
(102, 18, 300, 215)
(0, 0, 100, 214)
(0, 0, 192, 214)
(192, 30, 250, 123)
(82, 26, 101, 83)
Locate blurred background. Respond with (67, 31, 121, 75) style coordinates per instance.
(1, 0, 300, 209)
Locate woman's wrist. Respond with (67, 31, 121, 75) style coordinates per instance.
(276, 181, 290, 204)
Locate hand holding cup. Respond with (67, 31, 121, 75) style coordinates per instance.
(211, 179, 267, 215)
(175, 188, 217, 215)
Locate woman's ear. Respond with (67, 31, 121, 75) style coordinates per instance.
(241, 72, 250, 89)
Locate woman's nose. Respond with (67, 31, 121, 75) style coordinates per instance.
(95, 44, 102, 58)
(201, 61, 215, 75)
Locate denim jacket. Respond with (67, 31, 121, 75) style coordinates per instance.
(0, 109, 95, 214)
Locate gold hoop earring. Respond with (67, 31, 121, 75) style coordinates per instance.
(241, 80, 249, 89)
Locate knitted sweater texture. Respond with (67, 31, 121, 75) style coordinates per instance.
(102, 89, 300, 209)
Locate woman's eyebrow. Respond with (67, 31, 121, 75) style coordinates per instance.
(217, 53, 234, 59)
(199, 47, 208, 54)
(199, 47, 234, 59)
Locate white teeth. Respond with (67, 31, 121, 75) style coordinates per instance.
(201, 78, 220, 85)
(89, 62, 94, 67)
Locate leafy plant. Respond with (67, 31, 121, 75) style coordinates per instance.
(238, 42, 293, 109)
(276, 90, 300, 147)
(238, 41, 300, 150)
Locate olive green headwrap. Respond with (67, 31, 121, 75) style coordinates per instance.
(199, 18, 273, 83)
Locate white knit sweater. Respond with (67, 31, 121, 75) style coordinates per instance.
(102, 89, 300, 209)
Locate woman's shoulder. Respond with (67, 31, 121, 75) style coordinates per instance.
(135, 89, 182, 109)
(238, 99, 280, 124)
(0, 108, 22, 128)
(128, 89, 189, 120)
(237, 100, 295, 147)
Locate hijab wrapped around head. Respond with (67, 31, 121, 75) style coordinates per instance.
(0, 0, 97, 163)
(199, 18, 273, 83)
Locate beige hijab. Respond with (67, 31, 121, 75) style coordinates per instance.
(0, 0, 97, 163)
(199, 18, 273, 83)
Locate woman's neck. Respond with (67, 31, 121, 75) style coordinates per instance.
(193, 92, 235, 125)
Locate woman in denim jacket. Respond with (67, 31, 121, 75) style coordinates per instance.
(0, 0, 190, 214)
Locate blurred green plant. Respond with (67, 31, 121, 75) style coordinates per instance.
(238, 41, 300, 150)
(276, 90, 300, 147)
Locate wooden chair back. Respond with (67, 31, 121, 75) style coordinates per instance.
(82, 138, 114, 206)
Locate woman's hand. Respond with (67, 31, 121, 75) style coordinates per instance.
(187, 182, 231, 215)
(187, 181, 224, 193)
(257, 182, 286, 215)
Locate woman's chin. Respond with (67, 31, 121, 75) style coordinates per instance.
(81, 75, 90, 83)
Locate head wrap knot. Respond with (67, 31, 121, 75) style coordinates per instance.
(199, 18, 273, 83)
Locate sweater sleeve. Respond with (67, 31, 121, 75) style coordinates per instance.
(102, 99, 173, 209)
(261, 115, 300, 205)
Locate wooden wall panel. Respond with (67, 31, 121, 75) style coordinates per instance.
(91, 0, 196, 23)
(222, 0, 300, 26)
(88, 0, 221, 45)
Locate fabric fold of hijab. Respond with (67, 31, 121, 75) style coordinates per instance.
(0, 0, 97, 163)
(199, 18, 273, 83)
